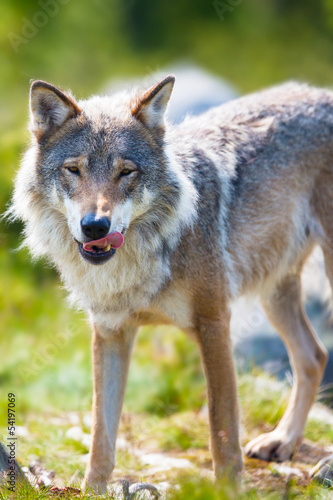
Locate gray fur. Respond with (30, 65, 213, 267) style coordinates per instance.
(9, 78, 333, 491)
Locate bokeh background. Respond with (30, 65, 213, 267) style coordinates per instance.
(1, 0, 333, 492)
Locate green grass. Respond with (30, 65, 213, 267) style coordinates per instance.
(305, 420, 333, 446)
(1, 372, 332, 498)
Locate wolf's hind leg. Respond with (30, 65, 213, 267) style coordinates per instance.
(309, 236, 333, 484)
(245, 273, 327, 462)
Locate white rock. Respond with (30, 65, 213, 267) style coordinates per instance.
(65, 426, 83, 441)
(79, 453, 90, 464)
(309, 403, 333, 426)
(105, 63, 237, 125)
(83, 414, 92, 429)
(81, 433, 92, 449)
(16, 426, 29, 437)
(68, 412, 80, 426)
(140, 453, 193, 472)
(116, 437, 129, 450)
(272, 464, 303, 478)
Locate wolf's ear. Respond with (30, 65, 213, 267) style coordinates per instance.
(132, 75, 175, 135)
(30, 80, 81, 142)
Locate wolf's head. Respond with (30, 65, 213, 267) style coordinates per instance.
(11, 76, 197, 268)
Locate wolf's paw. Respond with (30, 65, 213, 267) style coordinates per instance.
(245, 431, 297, 462)
(310, 454, 333, 487)
(215, 451, 244, 480)
(82, 475, 107, 495)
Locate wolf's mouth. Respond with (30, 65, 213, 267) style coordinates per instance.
(76, 232, 124, 265)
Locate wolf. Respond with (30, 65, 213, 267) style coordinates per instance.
(9, 75, 333, 493)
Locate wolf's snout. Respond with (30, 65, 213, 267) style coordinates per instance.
(81, 213, 111, 240)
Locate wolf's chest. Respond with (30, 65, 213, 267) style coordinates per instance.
(61, 247, 194, 331)
(87, 281, 194, 331)
(60, 248, 170, 326)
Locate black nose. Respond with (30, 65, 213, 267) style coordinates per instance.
(81, 214, 111, 240)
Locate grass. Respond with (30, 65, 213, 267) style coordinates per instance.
(0, 369, 333, 498)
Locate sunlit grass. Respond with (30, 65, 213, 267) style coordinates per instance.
(0, 370, 332, 498)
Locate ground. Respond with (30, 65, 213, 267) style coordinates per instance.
(1, 373, 333, 499)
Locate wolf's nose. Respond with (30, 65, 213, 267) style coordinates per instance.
(81, 214, 111, 240)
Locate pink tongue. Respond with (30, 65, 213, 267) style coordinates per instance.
(83, 232, 124, 252)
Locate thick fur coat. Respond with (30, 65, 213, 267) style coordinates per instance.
(9, 76, 333, 492)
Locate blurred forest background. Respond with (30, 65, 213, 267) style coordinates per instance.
(2, 0, 333, 495)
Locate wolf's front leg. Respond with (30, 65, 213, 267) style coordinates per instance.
(83, 323, 137, 495)
(194, 311, 243, 479)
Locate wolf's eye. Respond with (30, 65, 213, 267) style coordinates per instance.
(120, 169, 133, 177)
(66, 166, 80, 175)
